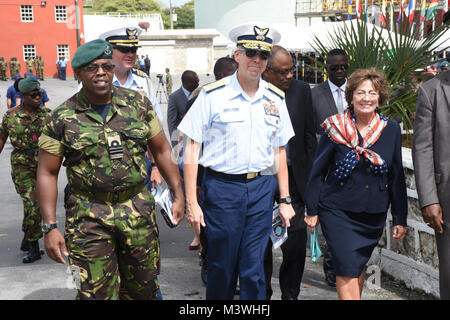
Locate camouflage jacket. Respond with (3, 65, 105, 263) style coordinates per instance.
(39, 86, 162, 193)
(0, 60, 7, 71)
(0, 104, 51, 168)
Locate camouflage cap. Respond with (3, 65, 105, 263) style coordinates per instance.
(18, 77, 40, 94)
(71, 39, 113, 69)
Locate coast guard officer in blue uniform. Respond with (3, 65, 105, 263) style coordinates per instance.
(99, 26, 164, 189)
(178, 22, 295, 300)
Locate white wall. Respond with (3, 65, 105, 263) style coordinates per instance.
(195, 0, 297, 38)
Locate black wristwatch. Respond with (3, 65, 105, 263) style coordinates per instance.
(279, 196, 292, 204)
(42, 223, 58, 234)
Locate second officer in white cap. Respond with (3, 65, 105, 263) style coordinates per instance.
(178, 22, 295, 300)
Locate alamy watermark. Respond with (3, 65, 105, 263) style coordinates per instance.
(366, 265, 381, 290)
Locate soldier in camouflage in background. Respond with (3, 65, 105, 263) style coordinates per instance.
(0, 77, 51, 263)
(26, 57, 34, 75)
(0, 57, 7, 80)
(36, 39, 185, 300)
(13, 57, 21, 76)
(9, 57, 15, 79)
(34, 56, 41, 80)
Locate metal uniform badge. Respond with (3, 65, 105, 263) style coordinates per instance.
(107, 132, 123, 160)
(254, 26, 269, 41)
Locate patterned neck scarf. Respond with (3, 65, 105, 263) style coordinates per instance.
(321, 109, 388, 180)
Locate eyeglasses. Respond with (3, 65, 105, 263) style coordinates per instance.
(328, 64, 349, 72)
(83, 63, 115, 74)
(354, 91, 379, 98)
(114, 46, 138, 54)
(28, 92, 42, 99)
(244, 49, 270, 60)
(268, 66, 296, 76)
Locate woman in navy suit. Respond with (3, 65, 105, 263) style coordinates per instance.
(304, 68, 407, 300)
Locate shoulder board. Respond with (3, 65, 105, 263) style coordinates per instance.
(203, 79, 227, 94)
(267, 83, 285, 99)
(131, 68, 149, 78)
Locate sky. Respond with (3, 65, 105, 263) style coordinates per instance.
(159, 0, 192, 8)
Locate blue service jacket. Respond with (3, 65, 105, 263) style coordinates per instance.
(305, 119, 407, 226)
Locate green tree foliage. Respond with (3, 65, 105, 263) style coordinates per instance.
(86, 0, 195, 29)
(89, 0, 162, 13)
(161, 0, 195, 29)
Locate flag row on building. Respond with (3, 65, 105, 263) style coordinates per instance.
(347, 0, 449, 25)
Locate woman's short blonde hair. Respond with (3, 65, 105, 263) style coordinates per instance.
(345, 67, 390, 107)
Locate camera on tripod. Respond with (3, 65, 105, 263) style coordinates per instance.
(156, 74, 164, 84)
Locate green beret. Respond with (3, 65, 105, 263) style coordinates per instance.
(71, 39, 113, 69)
(18, 78, 40, 94)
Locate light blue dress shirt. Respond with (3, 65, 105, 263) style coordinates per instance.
(181, 86, 191, 99)
(56, 59, 67, 68)
(112, 70, 163, 121)
(178, 72, 294, 174)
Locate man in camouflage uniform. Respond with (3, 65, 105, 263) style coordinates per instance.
(38, 56, 44, 80)
(26, 57, 34, 75)
(37, 39, 185, 300)
(9, 57, 15, 79)
(0, 77, 51, 263)
(165, 67, 173, 96)
(0, 57, 7, 80)
(13, 57, 21, 75)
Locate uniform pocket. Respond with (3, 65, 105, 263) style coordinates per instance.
(219, 108, 245, 123)
(62, 135, 99, 179)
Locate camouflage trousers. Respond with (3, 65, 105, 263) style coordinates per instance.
(64, 187, 160, 300)
(11, 165, 42, 242)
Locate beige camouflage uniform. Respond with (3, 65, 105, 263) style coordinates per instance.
(39, 86, 163, 300)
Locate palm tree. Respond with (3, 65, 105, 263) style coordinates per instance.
(310, 18, 450, 138)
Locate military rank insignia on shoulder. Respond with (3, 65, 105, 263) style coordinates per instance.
(203, 78, 227, 94)
(267, 83, 285, 99)
(132, 68, 148, 78)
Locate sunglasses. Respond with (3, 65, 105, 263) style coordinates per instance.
(328, 64, 349, 72)
(27, 92, 42, 99)
(83, 63, 115, 74)
(244, 49, 270, 60)
(114, 46, 138, 54)
(268, 66, 296, 76)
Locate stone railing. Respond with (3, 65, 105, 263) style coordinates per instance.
(368, 147, 440, 298)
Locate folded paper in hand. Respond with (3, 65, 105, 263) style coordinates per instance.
(152, 184, 175, 228)
(310, 226, 322, 262)
(270, 202, 288, 249)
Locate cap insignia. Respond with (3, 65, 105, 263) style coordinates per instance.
(254, 26, 269, 41)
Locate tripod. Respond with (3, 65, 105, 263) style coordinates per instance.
(156, 75, 168, 104)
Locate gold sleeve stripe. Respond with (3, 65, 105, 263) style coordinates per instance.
(38, 134, 64, 157)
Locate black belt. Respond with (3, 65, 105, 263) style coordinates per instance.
(206, 168, 261, 181)
(70, 182, 146, 204)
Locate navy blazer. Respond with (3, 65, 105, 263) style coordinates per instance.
(305, 118, 407, 226)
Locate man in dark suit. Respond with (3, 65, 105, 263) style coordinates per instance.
(167, 70, 199, 142)
(311, 48, 349, 287)
(263, 45, 317, 300)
